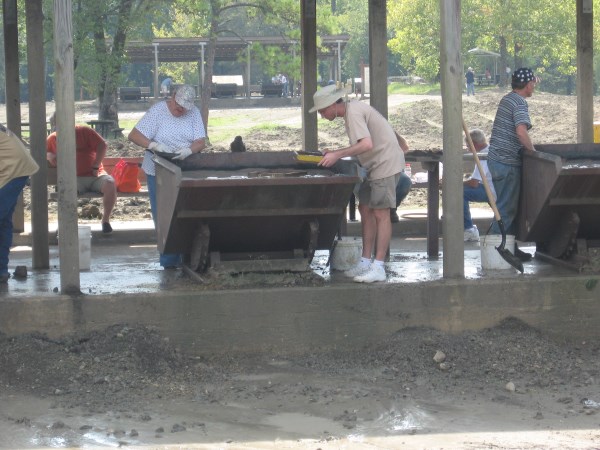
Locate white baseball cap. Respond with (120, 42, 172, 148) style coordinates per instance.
(174, 84, 196, 110)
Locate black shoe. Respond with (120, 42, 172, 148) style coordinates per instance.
(514, 246, 532, 262)
(390, 209, 400, 223)
(102, 222, 113, 234)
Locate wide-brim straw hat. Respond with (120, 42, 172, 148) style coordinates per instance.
(309, 84, 351, 113)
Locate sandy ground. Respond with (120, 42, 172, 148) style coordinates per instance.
(3, 90, 600, 449)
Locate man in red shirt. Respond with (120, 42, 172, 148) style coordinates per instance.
(46, 120, 116, 234)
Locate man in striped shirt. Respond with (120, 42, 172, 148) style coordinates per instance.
(487, 67, 537, 261)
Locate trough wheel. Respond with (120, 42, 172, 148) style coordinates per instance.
(189, 223, 210, 272)
(303, 219, 319, 263)
(546, 210, 580, 259)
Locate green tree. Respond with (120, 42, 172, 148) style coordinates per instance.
(47, 0, 171, 125)
(44, 0, 168, 123)
(387, 0, 581, 91)
(172, 0, 298, 126)
(388, 0, 441, 81)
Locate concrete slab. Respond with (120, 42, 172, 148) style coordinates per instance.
(3, 212, 600, 356)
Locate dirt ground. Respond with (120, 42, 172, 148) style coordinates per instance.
(4, 90, 600, 448)
(1, 320, 599, 448)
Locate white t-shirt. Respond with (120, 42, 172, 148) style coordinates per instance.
(470, 146, 496, 200)
(134, 101, 206, 176)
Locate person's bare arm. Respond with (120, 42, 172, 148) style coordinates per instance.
(516, 123, 536, 153)
(92, 140, 107, 169)
(318, 137, 373, 168)
(190, 137, 206, 154)
(395, 132, 409, 153)
(128, 127, 152, 148)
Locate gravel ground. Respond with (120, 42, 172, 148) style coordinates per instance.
(0, 319, 599, 448)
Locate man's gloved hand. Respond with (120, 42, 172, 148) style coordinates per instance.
(148, 141, 171, 153)
(172, 147, 193, 160)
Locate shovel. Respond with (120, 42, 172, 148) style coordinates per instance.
(461, 118, 524, 273)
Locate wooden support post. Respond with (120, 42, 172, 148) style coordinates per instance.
(54, 0, 81, 294)
(440, 0, 465, 278)
(577, 0, 594, 143)
(301, 0, 318, 152)
(368, 0, 388, 118)
(26, 0, 50, 269)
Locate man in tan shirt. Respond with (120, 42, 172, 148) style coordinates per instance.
(310, 84, 404, 283)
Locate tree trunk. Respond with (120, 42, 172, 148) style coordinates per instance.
(97, 0, 134, 128)
(498, 35, 509, 87)
(514, 42, 523, 70)
(200, 6, 220, 130)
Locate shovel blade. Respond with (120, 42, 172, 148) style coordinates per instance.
(495, 246, 524, 273)
(492, 219, 524, 272)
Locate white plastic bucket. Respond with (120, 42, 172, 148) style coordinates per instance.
(331, 237, 362, 271)
(78, 226, 92, 271)
(481, 234, 515, 270)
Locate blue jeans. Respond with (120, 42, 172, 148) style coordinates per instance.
(466, 82, 475, 96)
(396, 171, 412, 206)
(147, 174, 182, 268)
(487, 159, 521, 235)
(0, 176, 28, 276)
(463, 182, 489, 229)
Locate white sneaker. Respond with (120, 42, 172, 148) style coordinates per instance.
(344, 262, 371, 278)
(353, 264, 386, 283)
(464, 226, 480, 242)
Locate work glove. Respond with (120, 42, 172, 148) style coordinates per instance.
(172, 147, 193, 160)
(148, 141, 171, 153)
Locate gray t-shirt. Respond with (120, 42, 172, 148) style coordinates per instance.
(488, 91, 531, 166)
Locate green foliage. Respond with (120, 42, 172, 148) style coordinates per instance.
(158, 0, 301, 118)
(10, 0, 600, 103)
(333, 0, 368, 78)
(248, 43, 300, 83)
(388, 1, 441, 81)
(386, 0, 587, 91)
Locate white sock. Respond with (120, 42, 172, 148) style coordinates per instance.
(373, 259, 385, 267)
(359, 257, 371, 267)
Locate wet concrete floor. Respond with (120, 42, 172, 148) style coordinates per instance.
(1, 222, 575, 298)
(2, 214, 599, 361)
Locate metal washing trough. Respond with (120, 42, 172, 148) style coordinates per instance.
(518, 143, 600, 271)
(154, 151, 360, 274)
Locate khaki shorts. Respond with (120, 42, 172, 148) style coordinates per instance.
(357, 173, 400, 209)
(77, 174, 113, 195)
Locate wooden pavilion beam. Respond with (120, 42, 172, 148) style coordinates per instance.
(26, 0, 49, 269)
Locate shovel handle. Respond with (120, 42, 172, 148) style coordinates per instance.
(461, 118, 502, 223)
